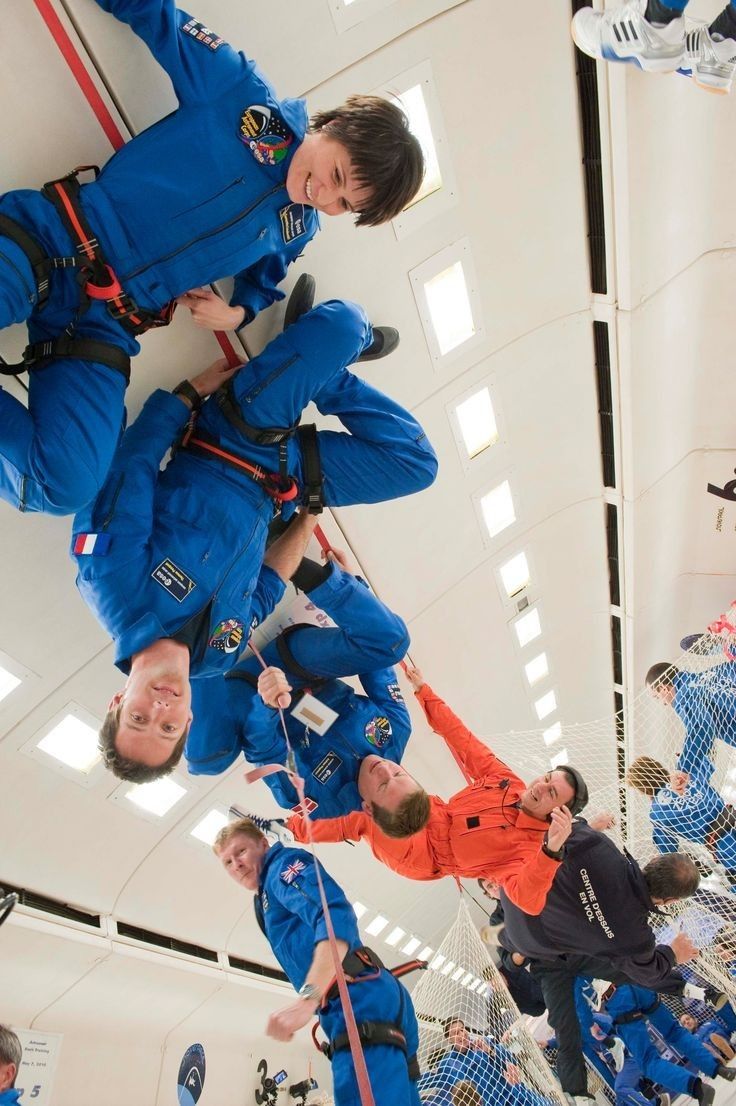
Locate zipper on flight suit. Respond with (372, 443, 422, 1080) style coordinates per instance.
(0, 250, 35, 305)
(122, 182, 285, 281)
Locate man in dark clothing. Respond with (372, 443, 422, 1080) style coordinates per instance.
(499, 821, 702, 1104)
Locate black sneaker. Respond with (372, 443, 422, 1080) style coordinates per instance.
(284, 273, 315, 329)
(694, 1081, 715, 1106)
(705, 985, 729, 1011)
(717, 1065, 736, 1081)
(358, 326, 400, 361)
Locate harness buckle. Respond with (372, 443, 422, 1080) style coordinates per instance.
(85, 263, 124, 301)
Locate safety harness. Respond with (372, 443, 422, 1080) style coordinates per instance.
(0, 166, 174, 380)
(608, 989, 661, 1025)
(313, 946, 426, 1081)
(177, 383, 324, 514)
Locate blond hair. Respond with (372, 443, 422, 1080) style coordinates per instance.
(213, 817, 267, 854)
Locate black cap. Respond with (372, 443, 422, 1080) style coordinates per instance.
(556, 764, 588, 816)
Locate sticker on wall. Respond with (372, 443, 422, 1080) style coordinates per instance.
(15, 1028, 63, 1106)
(178, 1042, 206, 1106)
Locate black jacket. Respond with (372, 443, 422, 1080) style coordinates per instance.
(499, 821, 679, 991)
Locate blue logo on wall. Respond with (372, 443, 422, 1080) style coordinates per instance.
(178, 1043, 206, 1106)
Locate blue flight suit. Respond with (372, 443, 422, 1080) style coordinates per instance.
(71, 301, 437, 677)
(0, 0, 319, 513)
(673, 665, 736, 773)
(614, 1055, 654, 1106)
(186, 562, 411, 814)
(604, 984, 718, 1095)
(647, 756, 736, 887)
(0, 1092, 21, 1105)
(256, 842, 420, 1106)
(417, 1039, 556, 1106)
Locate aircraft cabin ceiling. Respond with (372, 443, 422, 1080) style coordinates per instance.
(2, 0, 736, 1101)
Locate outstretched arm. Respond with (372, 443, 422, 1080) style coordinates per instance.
(286, 810, 370, 845)
(406, 667, 518, 784)
(94, 0, 257, 104)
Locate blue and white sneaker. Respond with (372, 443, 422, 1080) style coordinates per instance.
(680, 24, 736, 94)
(572, 0, 685, 72)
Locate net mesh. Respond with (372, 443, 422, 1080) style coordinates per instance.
(409, 606, 736, 1104)
(413, 899, 566, 1106)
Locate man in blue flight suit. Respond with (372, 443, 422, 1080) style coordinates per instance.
(214, 816, 422, 1106)
(417, 1018, 556, 1106)
(0, 0, 424, 515)
(186, 545, 417, 820)
(627, 755, 736, 890)
(74, 299, 437, 784)
(646, 661, 736, 773)
(591, 979, 736, 1106)
(0, 1026, 22, 1106)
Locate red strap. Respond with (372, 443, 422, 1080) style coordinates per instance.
(33, 0, 243, 366)
(314, 525, 332, 554)
(248, 640, 376, 1106)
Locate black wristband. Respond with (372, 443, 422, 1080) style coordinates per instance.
(541, 838, 564, 861)
(173, 379, 203, 411)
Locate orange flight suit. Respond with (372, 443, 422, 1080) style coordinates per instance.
(287, 683, 562, 915)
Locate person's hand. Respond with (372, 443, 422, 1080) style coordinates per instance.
(503, 1064, 521, 1085)
(322, 546, 356, 575)
(266, 998, 317, 1042)
(404, 664, 425, 691)
(669, 770, 689, 795)
(588, 812, 616, 831)
(258, 666, 292, 710)
(176, 286, 246, 331)
(189, 355, 243, 399)
(546, 804, 573, 852)
(671, 931, 698, 964)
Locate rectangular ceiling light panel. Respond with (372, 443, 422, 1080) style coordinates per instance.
(190, 809, 230, 845)
(480, 481, 516, 540)
(543, 722, 562, 746)
(126, 777, 187, 817)
(514, 608, 542, 648)
(0, 665, 21, 704)
(37, 713, 101, 774)
(365, 914, 389, 937)
(399, 83, 442, 205)
(402, 936, 422, 956)
(499, 552, 530, 599)
(385, 926, 406, 948)
(550, 748, 570, 769)
(411, 240, 484, 366)
(524, 653, 549, 686)
(455, 387, 499, 460)
(425, 262, 475, 357)
(534, 691, 557, 720)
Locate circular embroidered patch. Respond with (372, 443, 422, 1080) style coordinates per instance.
(239, 104, 293, 165)
(365, 716, 392, 748)
(208, 618, 244, 653)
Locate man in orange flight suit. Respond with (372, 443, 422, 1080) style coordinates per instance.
(285, 666, 589, 915)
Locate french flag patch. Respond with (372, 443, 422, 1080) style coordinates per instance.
(73, 532, 112, 556)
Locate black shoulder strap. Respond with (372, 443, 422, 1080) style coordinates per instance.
(297, 422, 323, 514)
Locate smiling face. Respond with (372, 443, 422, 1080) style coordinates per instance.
(216, 831, 269, 892)
(446, 1020, 470, 1053)
(110, 640, 192, 767)
(357, 755, 421, 813)
(286, 130, 373, 216)
(519, 770, 575, 820)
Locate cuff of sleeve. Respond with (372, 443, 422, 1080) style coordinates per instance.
(415, 683, 435, 703)
(152, 387, 198, 428)
(234, 305, 254, 330)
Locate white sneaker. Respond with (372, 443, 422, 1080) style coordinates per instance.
(572, 0, 685, 72)
(609, 1036, 626, 1073)
(680, 23, 736, 94)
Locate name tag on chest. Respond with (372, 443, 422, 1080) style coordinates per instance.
(312, 751, 342, 785)
(151, 558, 197, 602)
(291, 692, 338, 735)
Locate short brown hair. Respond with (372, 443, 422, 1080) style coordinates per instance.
(98, 704, 189, 784)
(311, 95, 424, 227)
(371, 788, 431, 838)
(213, 817, 267, 855)
(627, 755, 669, 798)
(646, 662, 675, 689)
(452, 1081, 483, 1106)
